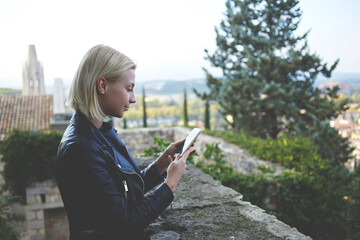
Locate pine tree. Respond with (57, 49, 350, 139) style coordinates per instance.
(183, 88, 189, 126)
(204, 0, 352, 165)
(142, 86, 147, 128)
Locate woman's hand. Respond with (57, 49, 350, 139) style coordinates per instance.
(156, 139, 196, 175)
(164, 147, 194, 192)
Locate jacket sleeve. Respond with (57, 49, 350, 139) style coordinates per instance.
(141, 161, 168, 193)
(56, 143, 174, 233)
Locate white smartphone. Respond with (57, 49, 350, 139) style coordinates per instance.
(181, 128, 202, 155)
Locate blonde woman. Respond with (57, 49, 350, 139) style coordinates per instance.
(56, 44, 196, 240)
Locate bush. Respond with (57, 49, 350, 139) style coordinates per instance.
(204, 129, 325, 171)
(0, 194, 23, 240)
(138, 136, 196, 164)
(0, 129, 62, 203)
(194, 140, 351, 240)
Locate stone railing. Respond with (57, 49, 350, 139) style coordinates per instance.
(118, 126, 285, 174)
(139, 156, 310, 239)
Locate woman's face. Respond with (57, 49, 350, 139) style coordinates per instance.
(100, 68, 136, 118)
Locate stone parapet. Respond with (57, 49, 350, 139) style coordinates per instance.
(119, 127, 285, 174)
(138, 157, 310, 239)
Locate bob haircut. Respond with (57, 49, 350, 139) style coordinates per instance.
(67, 44, 136, 121)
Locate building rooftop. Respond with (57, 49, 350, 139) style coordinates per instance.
(0, 95, 53, 138)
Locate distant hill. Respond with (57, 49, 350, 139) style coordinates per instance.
(315, 72, 360, 86)
(136, 72, 360, 96)
(0, 88, 21, 95)
(134, 79, 209, 96)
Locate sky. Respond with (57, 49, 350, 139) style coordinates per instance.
(0, 0, 359, 90)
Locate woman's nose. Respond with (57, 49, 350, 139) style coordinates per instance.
(130, 93, 136, 104)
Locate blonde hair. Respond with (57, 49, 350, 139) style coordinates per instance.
(67, 44, 136, 121)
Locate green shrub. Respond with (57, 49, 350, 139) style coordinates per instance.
(0, 129, 62, 203)
(138, 136, 196, 164)
(204, 129, 325, 171)
(194, 140, 351, 240)
(138, 136, 170, 157)
(0, 194, 23, 240)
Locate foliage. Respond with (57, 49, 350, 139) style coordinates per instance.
(183, 88, 189, 126)
(346, 167, 360, 239)
(204, 100, 211, 130)
(123, 118, 127, 129)
(0, 194, 23, 240)
(139, 136, 197, 166)
(142, 86, 148, 128)
(203, 0, 353, 167)
(0, 88, 21, 95)
(0, 129, 62, 203)
(205, 0, 345, 137)
(139, 136, 170, 157)
(204, 129, 327, 170)
(195, 139, 352, 240)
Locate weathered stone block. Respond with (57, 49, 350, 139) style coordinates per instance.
(27, 211, 36, 221)
(28, 220, 44, 230)
(36, 210, 43, 220)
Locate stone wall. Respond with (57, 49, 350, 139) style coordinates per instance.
(25, 180, 68, 240)
(118, 127, 285, 174)
(139, 156, 310, 240)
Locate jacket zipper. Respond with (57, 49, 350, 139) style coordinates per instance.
(119, 169, 145, 192)
(116, 164, 145, 201)
(122, 180, 128, 204)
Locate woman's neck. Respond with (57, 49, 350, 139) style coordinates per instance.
(89, 118, 103, 129)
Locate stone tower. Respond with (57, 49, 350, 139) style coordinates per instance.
(22, 45, 45, 95)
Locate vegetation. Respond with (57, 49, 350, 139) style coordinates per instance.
(183, 88, 189, 126)
(198, 130, 359, 240)
(142, 133, 359, 239)
(142, 86, 148, 128)
(204, 100, 211, 130)
(0, 194, 23, 240)
(0, 88, 21, 95)
(125, 94, 223, 129)
(139, 136, 195, 164)
(0, 129, 62, 203)
(203, 0, 352, 165)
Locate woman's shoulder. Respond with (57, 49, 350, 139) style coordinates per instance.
(58, 125, 104, 160)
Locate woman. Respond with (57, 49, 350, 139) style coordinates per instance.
(56, 44, 196, 240)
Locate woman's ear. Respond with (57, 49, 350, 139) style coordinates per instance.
(96, 77, 107, 94)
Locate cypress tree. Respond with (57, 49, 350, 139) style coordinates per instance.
(183, 87, 189, 126)
(205, 99, 210, 130)
(123, 117, 127, 129)
(142, 86, 147, 128)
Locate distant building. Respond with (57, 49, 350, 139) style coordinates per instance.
(53, 78, 66, 115)
(22, 45, 45, 96)
(331, 119, 358, 136)
(318, 79, 350, 95)
(0, 95, 53, 140)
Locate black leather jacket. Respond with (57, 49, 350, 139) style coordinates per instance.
(56, 110, 174, 240)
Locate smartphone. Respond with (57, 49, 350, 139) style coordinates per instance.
(181, 128, 202, 155)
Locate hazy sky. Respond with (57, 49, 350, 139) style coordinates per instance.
(0, 0, 359, 89)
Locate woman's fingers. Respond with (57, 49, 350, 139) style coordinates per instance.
(179, 147, 194, 161)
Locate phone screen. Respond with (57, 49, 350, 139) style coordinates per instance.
(181, 128, 202, 155)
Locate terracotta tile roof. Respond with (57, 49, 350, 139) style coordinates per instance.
(0, 95, 53, 136)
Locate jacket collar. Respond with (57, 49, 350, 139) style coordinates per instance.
(70, 110, 141, 174)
